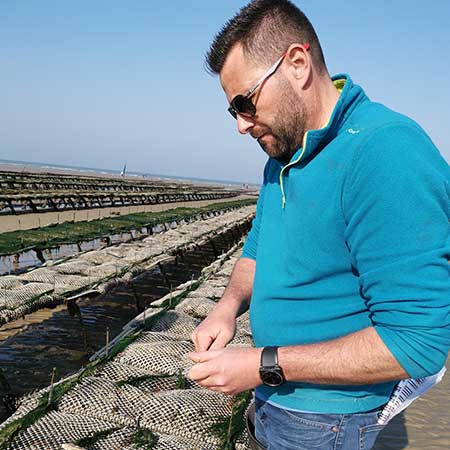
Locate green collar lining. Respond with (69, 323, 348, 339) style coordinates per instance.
(333, 78, 346, 93)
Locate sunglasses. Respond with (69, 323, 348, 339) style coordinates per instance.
(227, 44, 310, 119)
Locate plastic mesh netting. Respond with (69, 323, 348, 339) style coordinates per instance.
(0, 283, 54, 309)
(1, 244, 254, 449)
(0, 206, 255, 326)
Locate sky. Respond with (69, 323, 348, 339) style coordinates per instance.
(1, 0, 449, 184)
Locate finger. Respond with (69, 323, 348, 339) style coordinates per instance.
(187, 350, 218, 363)
(187, 362, 212, 381)
(190, 329, 197, 345)
(187, 370, 210, 382)
(191, 328, 214, 352)
(196, 334, 214, 352)
(190, 329, 199, 350)
(193, 374, 220, 388)
(187, 351, 201, 363)
(202, 384, 226, 393)
(209, 332, 231, 351)
(194, 378, 233, 395)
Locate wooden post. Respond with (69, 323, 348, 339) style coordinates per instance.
(106, 327, 110, 357)
(47, 367, 57, 406)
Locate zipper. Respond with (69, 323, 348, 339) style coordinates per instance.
(279, 131, 309, 209)
(277, 80, 345, 208)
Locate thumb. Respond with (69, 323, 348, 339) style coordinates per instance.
(187, 350, 218, 363)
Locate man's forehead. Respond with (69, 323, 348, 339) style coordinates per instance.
(220, 43, 261, 101)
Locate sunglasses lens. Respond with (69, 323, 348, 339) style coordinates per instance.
(229, 95, 256, 119)
(228, 106, 237, 119)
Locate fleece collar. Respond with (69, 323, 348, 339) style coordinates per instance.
(284, 74, 368, 166)
(277, 74, 368, 208)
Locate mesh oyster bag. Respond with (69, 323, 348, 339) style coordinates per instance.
(1, 237, 254, 450)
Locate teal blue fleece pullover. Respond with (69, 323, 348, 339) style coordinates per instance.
(242, 74, 450, 414)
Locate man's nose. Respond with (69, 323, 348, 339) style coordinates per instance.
(236, 114, 254, 135)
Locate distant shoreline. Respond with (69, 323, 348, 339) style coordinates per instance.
(0, 158, 259, 188)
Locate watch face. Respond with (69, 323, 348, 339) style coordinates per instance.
(260, 369, 284, 387)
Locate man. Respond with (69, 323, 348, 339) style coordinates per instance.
(187, 1, 450, 449)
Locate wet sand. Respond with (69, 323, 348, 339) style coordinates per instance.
(374, 361, 450, 450)
(0, 194, 255, 233)
(0, 163, 257, 233)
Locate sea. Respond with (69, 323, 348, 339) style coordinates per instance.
(0, 158, 259, 188)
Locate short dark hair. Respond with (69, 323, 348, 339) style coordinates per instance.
(206, 0, 327, 75)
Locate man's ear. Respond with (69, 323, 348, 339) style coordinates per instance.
(285, 43, 311, 88)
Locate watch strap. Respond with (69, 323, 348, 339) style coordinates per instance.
(261, 346, 279, 367)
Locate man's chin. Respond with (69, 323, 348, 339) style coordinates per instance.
(257, 134, 278, 157)
(257, 138, 284, 159)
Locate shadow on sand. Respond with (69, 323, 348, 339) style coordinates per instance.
(373, 412, 409, 450)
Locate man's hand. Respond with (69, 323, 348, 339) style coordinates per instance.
(187, 347, 262, 395)
(190, 304, 237, 352)
(190, 257, 255, 352)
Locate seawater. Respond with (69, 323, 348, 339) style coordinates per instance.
(0, 158, 258, 188)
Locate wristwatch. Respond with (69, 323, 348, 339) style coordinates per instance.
(259, 346, 286, 387)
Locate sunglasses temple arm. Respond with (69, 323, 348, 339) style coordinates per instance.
(246, 53, 287, 98)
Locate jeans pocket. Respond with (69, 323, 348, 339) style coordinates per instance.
(282, 409, 340, 430)
(272, 409, 339, 450)
(359, 423, 385, 450)
(255, 397, 268, 423)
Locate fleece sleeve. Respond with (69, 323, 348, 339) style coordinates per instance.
(241, 161, 269, 260)
(342, 123, 450, 378)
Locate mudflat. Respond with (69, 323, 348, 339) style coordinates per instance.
(0, 163, 256, 232)
(374, 363, 450, 449)
(0, 194, 255, 233)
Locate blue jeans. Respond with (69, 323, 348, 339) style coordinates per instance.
(254, 397, 385, 450)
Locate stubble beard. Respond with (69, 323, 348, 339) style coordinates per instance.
(258, 79, 307, 163)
